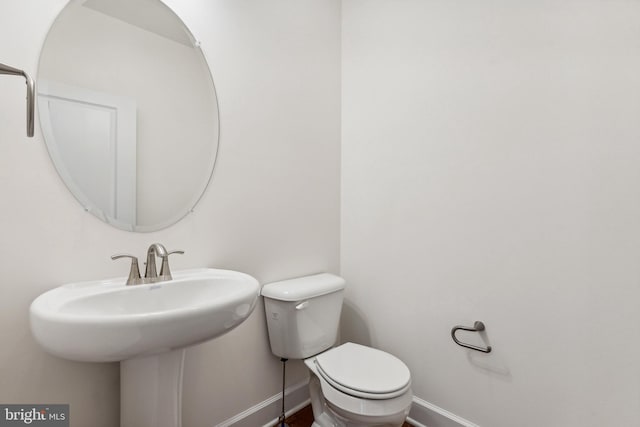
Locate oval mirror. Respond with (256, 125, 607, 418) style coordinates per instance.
(38, 0, 219, 232)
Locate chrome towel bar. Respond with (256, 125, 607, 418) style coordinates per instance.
(451, 321, 492, 353)
(0, 62, 35, 137)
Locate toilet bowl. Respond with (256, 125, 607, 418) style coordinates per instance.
(305, 342, 413, 427)
(261, 274, 413, 427)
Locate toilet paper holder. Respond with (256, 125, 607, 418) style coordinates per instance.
(451, 321, 492, 353)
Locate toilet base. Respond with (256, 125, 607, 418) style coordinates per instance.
(311, 406, 408, 427)
(308, 369, 410, 427)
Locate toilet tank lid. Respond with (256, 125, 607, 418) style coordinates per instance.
(261, 273, 346, 301)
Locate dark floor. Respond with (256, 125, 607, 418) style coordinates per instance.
(277, 405, 413, 427)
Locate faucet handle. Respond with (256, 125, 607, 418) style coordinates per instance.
(111, 254, 143, 286)
(159, 250, 184, 280)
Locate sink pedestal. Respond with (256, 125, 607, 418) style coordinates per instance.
(121, 349, 186, 427)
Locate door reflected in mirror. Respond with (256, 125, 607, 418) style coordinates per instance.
(38, 0, 219, 232)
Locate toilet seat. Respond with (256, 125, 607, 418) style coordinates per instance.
(314, 342, 411, 400)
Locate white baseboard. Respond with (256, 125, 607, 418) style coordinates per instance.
(408, 396, 480, 427)
(213, 380, 309, 427)
(215, 383, 477, 427)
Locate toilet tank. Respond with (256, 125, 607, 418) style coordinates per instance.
(261, 273, 346, 359)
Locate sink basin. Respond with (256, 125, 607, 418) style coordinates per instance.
(30, 268, 260, 362)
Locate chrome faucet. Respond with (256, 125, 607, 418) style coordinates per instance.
(144, 243, 168, 283)
(112, 243, 184, 285)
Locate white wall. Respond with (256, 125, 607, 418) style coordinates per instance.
(341, 1, 640, 426)
(0, 1, 340, 426)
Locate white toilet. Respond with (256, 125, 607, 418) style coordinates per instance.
(261, 273, 413, 427)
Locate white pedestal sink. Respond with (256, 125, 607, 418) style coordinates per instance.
(30, 268, 260, 427)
